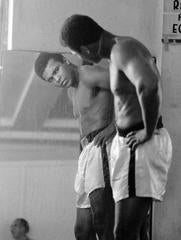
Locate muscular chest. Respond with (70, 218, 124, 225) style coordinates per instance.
(73, 84, 100, 116)
(78, 84, 97, 106)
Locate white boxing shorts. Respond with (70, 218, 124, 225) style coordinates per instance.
(75, 131, 111, 208)
(110, 127, 172, 202)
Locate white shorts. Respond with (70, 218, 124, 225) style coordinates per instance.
(75, 141, 111, 208)
(110, 128, 172, 202)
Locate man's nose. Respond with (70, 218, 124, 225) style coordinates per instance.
(53, 74, 59, 82)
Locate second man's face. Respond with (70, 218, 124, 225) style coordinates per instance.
(42, 59, 75, 88)
(70, 42, 101, 64)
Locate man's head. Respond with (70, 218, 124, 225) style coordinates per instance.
(10, 218, 29, 239)
(60, 14, 104, 62)
(34, 52, 78, 88)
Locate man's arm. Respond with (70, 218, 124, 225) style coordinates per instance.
(93, 119, 116, 147)
(111, 42, 161, 143)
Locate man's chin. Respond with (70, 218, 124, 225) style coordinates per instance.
(87, 58, 100, 64)
(92, 56, 102, 63)
(95, 58, 101, 63)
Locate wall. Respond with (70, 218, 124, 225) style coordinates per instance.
(0, 144, 78, 240)
(153, 43, 181, 240)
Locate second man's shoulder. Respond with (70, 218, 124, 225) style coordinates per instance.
(111, 36, 147, 64)
(113, 36, 141, 49)
(80, 63, 107, 74)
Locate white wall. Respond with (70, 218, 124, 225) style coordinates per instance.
(0, 144, 78, 240)
(153, 43, 181, 240)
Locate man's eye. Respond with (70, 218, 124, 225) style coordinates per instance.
(53, 66, 59, 75)
(48, 77, 54, 83)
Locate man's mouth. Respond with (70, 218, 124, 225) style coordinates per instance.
(61, 79, 67, 86)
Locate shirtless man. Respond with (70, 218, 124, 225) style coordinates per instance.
(60, 14, 173, 240)
(34, 52, 115, 240)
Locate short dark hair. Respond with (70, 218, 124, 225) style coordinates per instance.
(60, 14, 103, 52)
(34, 52, 65, 80)
(16, 218, 30, 233)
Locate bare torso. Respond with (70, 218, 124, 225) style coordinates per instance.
(68, 65, 113, 137)
(110, 37, 161, 129)
(113, 70, 142, 128)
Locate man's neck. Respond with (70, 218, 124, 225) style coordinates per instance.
(98, 30, 116, 59)
(71, 66, 79, 88)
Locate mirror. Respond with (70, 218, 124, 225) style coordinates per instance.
(0, 50, 81, 240)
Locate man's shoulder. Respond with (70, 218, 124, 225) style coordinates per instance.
(79, 64, 107, 83)
(111, 37, 148, 65)
(114, 36, 141, 47)
(78, 61, 110, 90)
(80, 63, 106, 72)
(112, 37, 138, 54)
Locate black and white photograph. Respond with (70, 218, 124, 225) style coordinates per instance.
(0, 0, 180, 239)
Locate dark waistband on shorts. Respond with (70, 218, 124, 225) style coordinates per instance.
(80, 126, 107, 149)
(116, 116, 163, 137)
(80, 125, 111, 187)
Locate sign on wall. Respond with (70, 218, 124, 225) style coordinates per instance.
(163, 0, 181, 35)
(164, 0, 181, 12)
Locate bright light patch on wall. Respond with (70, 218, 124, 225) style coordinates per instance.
(7, 0, 14, 50)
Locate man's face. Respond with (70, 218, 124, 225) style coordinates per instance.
(42, 59, 75, 88)
(70, 41, 101, 63)
(10, 220, 26, 239)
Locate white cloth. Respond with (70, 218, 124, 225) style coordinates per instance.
(110, 128, 172, 202)
(75, 141, 111, 208)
